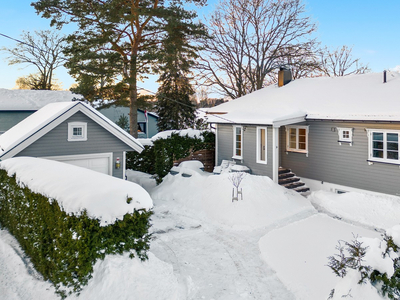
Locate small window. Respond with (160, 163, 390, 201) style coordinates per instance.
(367, 129, 400, 164)
(337, 127, 353, 144)
(233, 126, 243, 159)
(138, 122, 147, 134)
(256, 127, 267, 164)
(286, 126, 308, 153)
(68, 122, 87, 142)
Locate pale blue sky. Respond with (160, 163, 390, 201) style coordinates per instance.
(0, 0, 399, 92)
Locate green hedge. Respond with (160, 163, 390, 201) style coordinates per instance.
(126, 131, 215, 183)
(0, 169, 152, 298)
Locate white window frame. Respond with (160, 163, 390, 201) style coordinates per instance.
(337, 127, 353, 145)
(232, 125, 243, 159)
(68, 122, 87, 142)
(286, 125, 309, 154)
(256, 127, 267, 164)
(367, 129, 400, 164)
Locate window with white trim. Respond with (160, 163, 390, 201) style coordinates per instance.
(286, 126, 308, 153)
(233, 126, 243, 159)
(337, 127, 353, 144)
(256, 127, 267, 164)
(68, 122, 87, 141)
(367, 129, 399, 163)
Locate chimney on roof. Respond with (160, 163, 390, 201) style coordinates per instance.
(278, 67, 292, 87)
(383, 70, 387, 83)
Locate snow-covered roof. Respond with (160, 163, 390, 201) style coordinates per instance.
(0, 157, 153, 226)
(0, 88, 83, 111)
(0, 101, 144, 159)
(207, 72, 400, 125)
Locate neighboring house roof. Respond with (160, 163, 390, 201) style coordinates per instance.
(0, 101, 144, 160)
(0, 88, 83, 111)
(207, 72, 400, 126)
(138, 108, 159, 119)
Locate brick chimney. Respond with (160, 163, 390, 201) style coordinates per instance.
(278, 68, 292, 87)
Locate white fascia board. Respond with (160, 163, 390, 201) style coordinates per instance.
(77, 103, 144, 153)
(0, 103, 82, 160)
(272, 115, 306, 127)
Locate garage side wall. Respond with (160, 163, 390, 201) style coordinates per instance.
(279, 120, 400, 196)
(16, 111, 130, 178)
(217, 123, 273, 177)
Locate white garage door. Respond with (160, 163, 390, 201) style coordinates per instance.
(43, 153, 112, 175)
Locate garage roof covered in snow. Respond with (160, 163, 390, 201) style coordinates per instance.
(0, 101, 144, 160)
(206, 72, 400, 126)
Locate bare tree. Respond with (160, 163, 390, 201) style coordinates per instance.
(319, 45, 370, 77)
(198, 0, 317, 99)
(15, 73, 63, 90)
(1, 30, 66, 90)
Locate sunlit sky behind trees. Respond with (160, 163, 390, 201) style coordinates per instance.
(0, 0, 399, 93)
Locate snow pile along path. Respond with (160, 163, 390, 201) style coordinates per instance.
(152, 172, 315, 230)
(69, 252, 180, 300)
(0, 229, 56, 300)
(309, 190, 400, 230)
(0, 157, 153, 226)
(259, 214, 381, 300)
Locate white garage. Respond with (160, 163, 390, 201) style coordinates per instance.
(44, 153, 113, 175)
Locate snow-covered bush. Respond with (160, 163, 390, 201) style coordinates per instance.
(0, 169, 152, 298)
(328, 230, 400, 299)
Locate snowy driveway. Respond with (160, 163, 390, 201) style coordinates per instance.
(150, 204, 297, 300)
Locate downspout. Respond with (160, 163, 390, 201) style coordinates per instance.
(215, 124, 218, 167)
(123, 151, 126, 180)
(272, 126, 280, 183)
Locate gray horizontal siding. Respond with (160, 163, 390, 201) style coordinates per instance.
(16, 111, 131, 178)
(0, 111, 33, 132)
(217, 124, 273, 177)
(280, 121, 400, 195)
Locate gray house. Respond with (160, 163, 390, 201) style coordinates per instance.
(0, 101, 143, 179)
(0, 88, 81, 134)
(98, 105, 159, 138)
(207, 71, 400, 196)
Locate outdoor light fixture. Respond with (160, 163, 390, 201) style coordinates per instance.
(115, 157, 121, 169)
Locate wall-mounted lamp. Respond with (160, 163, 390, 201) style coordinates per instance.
(115, 157, 121, 169)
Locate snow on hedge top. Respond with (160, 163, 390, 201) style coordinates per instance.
(207, 72, 400, 124)
(0, 157, 153, 226)
(151, 129, 205, 141)
(0, 88, 82, 110)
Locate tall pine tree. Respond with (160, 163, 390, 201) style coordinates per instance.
(32, 0, 206, 137)
(155, 4, 203, 131)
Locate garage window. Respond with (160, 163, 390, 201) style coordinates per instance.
(68, 122, 87, 141)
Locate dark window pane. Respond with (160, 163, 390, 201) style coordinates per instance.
(73, 127, 82, 136)
(387, 142, 398, 151)
(373, 141, 384, 149)
(387, 151, 399, 160)
(373, 150, 383, 158)
(373, 132, 383, 141)
(298, 142, 306, 150)
(388, 133, 398, 142)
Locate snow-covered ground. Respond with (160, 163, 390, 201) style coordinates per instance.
(1, 167, 400, 299)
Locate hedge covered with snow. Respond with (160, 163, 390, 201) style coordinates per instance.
(127, 130, 215, 183)
(0, 158, 153, 298)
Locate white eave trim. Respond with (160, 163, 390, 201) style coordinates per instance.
(272, 115, 307, 127)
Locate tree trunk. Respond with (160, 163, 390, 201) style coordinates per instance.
(129, 57, 138, 138)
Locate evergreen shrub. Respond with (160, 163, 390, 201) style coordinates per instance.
(0, 169, 152, 298)
(126, 131, 215, 183)
(328, 234, 400, 299)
